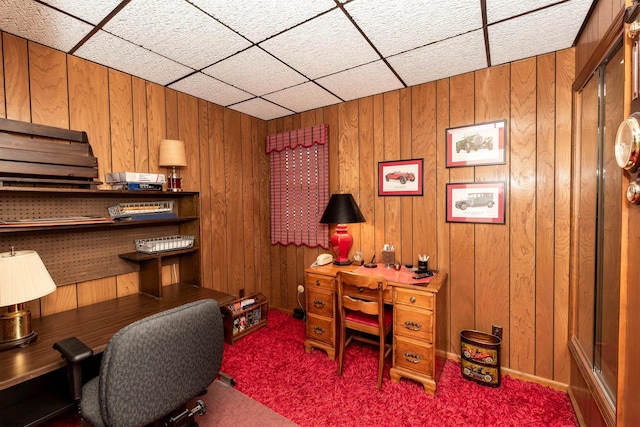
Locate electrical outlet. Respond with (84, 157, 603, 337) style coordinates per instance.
(239, 288, 245, 298)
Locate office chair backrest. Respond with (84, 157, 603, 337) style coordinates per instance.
(97, 299, 223, 427)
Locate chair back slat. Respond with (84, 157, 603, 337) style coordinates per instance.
(336, 271, 392, 389)
(342, 294, 379, 315)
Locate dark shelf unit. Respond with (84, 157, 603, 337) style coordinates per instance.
(0, 188, 201, 289)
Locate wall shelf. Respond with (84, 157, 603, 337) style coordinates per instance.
(0, 188, 201, 287)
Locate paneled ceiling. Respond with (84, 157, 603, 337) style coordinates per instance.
(1, 0, 594, 120)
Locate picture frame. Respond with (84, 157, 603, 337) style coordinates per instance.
(446, 119, 506, 167)
(446, 181, 506, 224)
(378, 159, 423, 196)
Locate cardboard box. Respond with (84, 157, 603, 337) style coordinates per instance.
(106, 172, 166, 183)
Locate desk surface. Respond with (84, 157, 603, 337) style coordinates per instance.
(305, 263, 445, 294)
(0, 284, 235, 391)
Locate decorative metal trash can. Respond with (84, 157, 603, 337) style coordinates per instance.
(460, 327, 502, 387)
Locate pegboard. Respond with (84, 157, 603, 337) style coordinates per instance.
(0, 189, 199, 286)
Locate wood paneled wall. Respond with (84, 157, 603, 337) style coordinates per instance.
(3, 29, 577, 384)
(268, 50, 575, 383)
(0, 32, 269, 316)
(574, 0, 625, 81)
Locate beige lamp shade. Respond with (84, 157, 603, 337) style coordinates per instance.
(159, 139, 187, 168)
(0, 250, 57, 306)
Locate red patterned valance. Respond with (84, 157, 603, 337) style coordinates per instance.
(267, 124, 329, 249)
(265, 124, 328, 153)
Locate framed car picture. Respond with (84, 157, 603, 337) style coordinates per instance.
(446, 120, 506, 167)
(378, 159, 423, 196)
(446, 181, 506, 224)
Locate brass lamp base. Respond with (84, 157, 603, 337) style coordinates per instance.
(0, 305, 38, 351)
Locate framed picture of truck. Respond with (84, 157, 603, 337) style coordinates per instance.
(446, 119, 506, 167)
(446, 181, 506, 224)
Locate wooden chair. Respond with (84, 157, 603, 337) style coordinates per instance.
(337, 271, 393, 389)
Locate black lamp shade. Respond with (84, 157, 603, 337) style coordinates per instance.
(319, 193, 365, 224)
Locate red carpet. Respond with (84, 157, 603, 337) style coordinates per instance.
(48, 310, 578, 426)
(221, 311, 578, 427)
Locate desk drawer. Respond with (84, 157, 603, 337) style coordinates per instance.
(306, 273, 335, 291)
(306, 313, 334, 345)
(394, 336, 433, 377)
(307, 288, 333, 317)
(339, 285, 392, 302)
(394, 305, 433, 342)
(394, 287, 433, 310)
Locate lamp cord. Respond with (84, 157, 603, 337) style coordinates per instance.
(296, 289, 306, 321)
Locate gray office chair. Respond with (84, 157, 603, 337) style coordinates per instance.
(54, 299, 224, 427)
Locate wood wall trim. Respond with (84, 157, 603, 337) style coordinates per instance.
(573, 7, 625, 92)
(568, 337, 616, 427)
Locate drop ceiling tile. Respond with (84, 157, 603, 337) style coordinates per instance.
(316, 61, 403, 101)
(39, 0, 122, 25)
(202, 47, 307, 96)
(190, 0, 336, 43)
(388, 30, 487, 87)
(102, 0, 251, 70)
(0, 0, 92, 52)
(74, 30, 192, 86)
(168, 72, 253, 107)
(264, 82, 341, 113)
(260, 9, 379, 79)
(229, 98, 294, 121)
(485, 0, 563, 24)
(489, 0, 593, 65)
(344, 0, 483, 57)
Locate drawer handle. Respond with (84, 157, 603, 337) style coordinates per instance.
(409, 296, 416, 303)
(313, 300, 326, 309)
(404, 321, 422, 331)
(315, 280, 321, 286)
(404, 352, 422, 364)
(312, 325, 326, 336)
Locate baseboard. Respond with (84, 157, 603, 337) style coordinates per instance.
(271, 307, 572, 393)
(445, 352, 569, 392)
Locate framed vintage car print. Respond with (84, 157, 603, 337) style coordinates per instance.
(378, 159, 423, 196)
(446, 181, 506, 224)
(446, 120, 506, 167)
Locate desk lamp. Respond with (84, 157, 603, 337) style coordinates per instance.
(0, 248, 56, 350)
(319, 193, 366, 265)
(159, 139, 187, 192)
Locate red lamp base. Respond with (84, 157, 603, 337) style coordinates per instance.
(330, 224, 353, 265)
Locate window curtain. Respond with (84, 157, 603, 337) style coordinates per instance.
(266, 124, 329, 249)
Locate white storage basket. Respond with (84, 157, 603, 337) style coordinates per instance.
(134, 235, 194, 254)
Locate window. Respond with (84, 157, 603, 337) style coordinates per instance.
(266, 124, 329, 248)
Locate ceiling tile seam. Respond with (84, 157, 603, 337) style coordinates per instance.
(226, 96, 295, 115)
(335, 1, 407, 88)
(481, 0, 491, 68)
(166, 45, 258, 88)
(67, 0, 132, 55)
(384, 27, 483, 61)
(87, 29, 198, 76)
(183, 0, 258, 49)
(487, 0, 571, 26)
(252, 6, 340, 45)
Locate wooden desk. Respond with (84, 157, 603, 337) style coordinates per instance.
(303, 264, 447, 394)
(0, 283, 234, 425)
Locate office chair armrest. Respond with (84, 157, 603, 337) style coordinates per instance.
(53, 337, 93, 401)
(54, 337, 93, 363)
